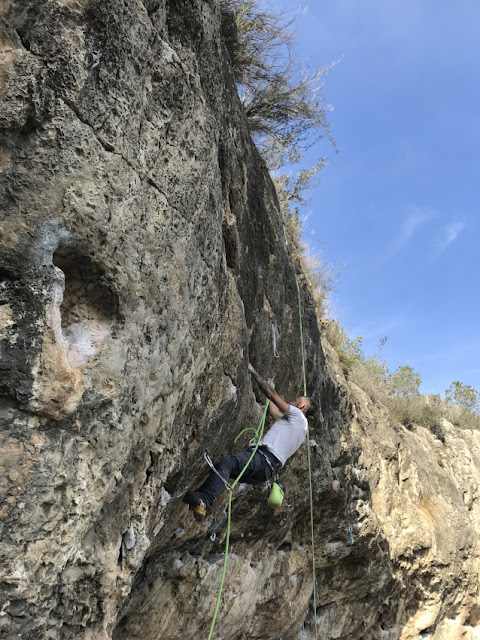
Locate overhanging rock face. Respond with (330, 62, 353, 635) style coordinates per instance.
(1, 2, 480, 639)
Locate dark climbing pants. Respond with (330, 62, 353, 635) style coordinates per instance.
(197, 447, 278, 507)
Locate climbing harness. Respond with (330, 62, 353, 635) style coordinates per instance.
(204, 451, 233, 492)
(256, 445, 279, 476)
(272, 322, 280, 358)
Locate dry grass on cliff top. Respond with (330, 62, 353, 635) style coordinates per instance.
(322, 318, 480, 433)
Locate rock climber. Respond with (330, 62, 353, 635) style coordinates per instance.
(183, 362, 314, 521)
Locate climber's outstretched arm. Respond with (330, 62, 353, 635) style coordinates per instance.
(248, 363, 290, 414)
(267, 401, 284, 422)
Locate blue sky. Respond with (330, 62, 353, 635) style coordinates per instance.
(271, 0, 480, 395)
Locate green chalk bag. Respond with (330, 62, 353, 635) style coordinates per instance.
(268, 482, 285, 510)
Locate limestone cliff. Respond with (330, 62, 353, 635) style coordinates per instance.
(1, 2, 480, 639)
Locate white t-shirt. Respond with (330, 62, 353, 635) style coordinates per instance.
(259, 405, 308, 466)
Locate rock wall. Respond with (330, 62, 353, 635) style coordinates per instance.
(1, 2, 480, 639)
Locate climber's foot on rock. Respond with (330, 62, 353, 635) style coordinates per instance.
(183, 489, 207, 522)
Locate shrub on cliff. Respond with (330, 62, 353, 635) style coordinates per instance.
(444, 381, 480, 429)
(220, 0, 335, 142)
(327, 326, 480, 431)
(220, 0, 336, 205)
(220, 1, 335, 218)
(221, 1, 338, 318)
(388, 365, 421, 397)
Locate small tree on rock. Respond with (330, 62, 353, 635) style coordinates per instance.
(445, 381, 480, 414)
(388, 366, 422, 398)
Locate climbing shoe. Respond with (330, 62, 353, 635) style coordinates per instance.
(183, 490, 207, 522)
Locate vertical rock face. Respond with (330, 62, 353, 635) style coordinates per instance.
(1, 2, 480, 639)
(0, 1, 330, 637)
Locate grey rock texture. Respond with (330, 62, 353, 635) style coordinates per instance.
(1, 1, 480, 639)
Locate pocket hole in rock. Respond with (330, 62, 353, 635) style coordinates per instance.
(53, 248, 118, 368)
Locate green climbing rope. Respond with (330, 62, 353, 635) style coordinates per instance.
(295, 276, 307, 398)
(206, 255, 317, 639)
(207, 399, 271, 640)
(295, 272, 318, 640)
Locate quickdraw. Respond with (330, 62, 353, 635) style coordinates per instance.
(272, 322, 280, 358)
(203, 451, 233, 492)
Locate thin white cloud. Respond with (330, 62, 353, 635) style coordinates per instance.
(393, 205, 434, 253)
(437, 221, 465, 253)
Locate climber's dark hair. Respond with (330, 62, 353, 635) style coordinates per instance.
(299, 396, 316, 417)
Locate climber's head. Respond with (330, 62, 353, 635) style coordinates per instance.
(292, 396, 313, 416)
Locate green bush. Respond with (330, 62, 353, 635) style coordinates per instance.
(444, 381, 480, 427)
(322, 325, 475, 433)
(322, 320, 364, 374)
(387, 365, 421, 398)
(388, 395, 444, 430)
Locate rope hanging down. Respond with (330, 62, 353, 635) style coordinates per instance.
(207, 399, 271, 640)
(295, 272, 318, 640)
(206, 230, 317, 639)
